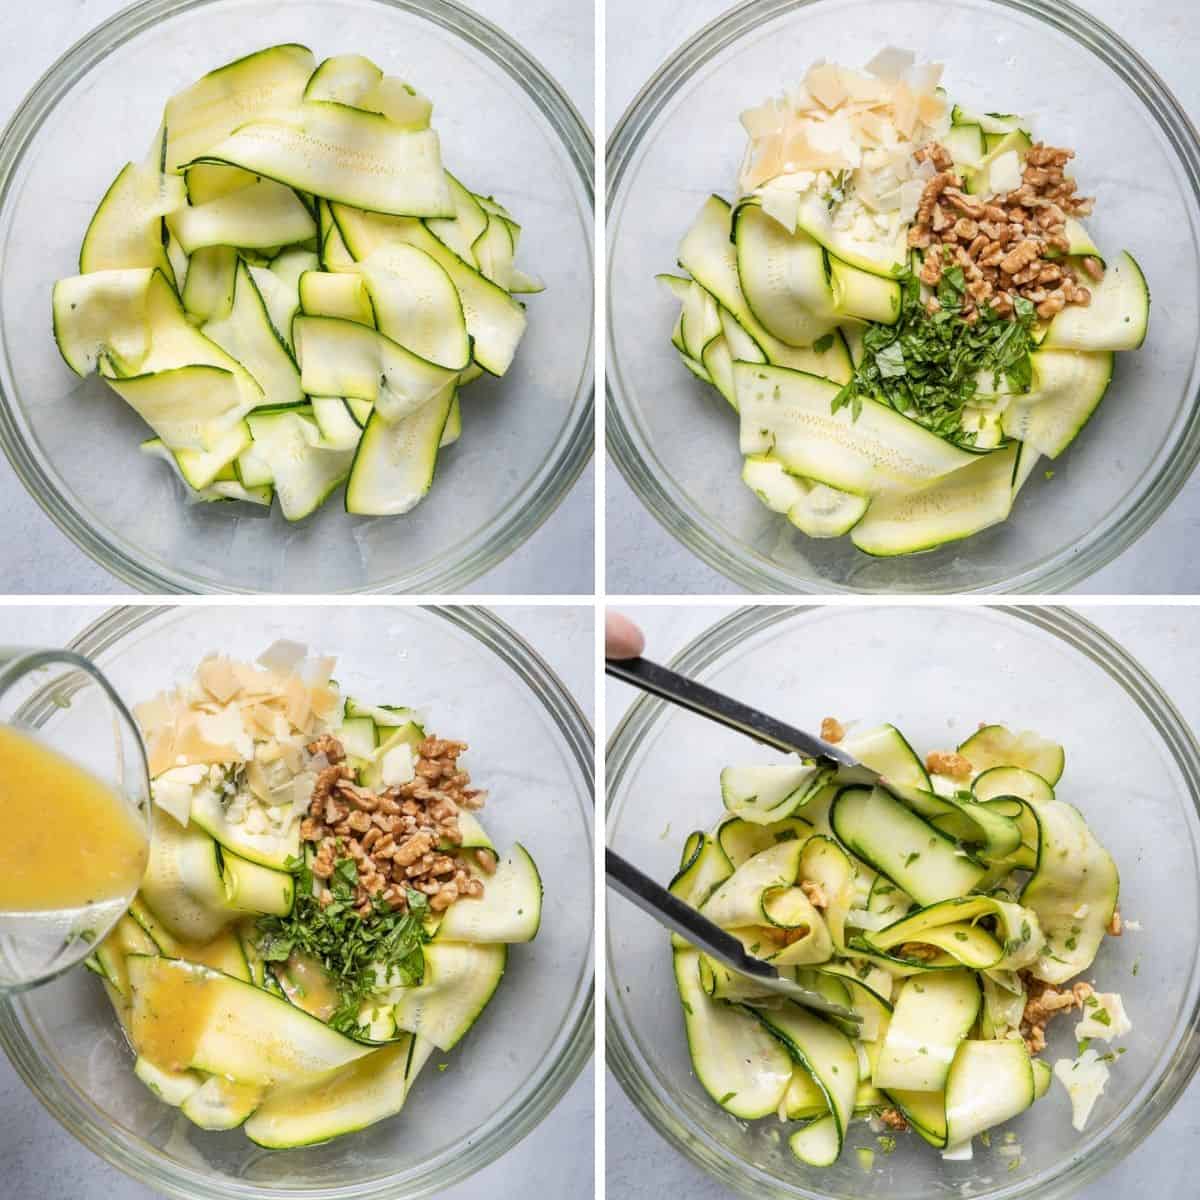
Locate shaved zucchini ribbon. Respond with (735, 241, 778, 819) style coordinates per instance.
(52, 45, 542, 522)
(663, 104, 1148, 557)
(87, 684, 542, 1147)
(668, 721, 1122, 1165)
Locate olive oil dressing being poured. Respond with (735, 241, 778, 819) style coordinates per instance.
(0, 725, 147, 917)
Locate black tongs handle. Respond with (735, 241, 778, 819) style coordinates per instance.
(605, 655, 857, 768)
(606, 848, 776, 981)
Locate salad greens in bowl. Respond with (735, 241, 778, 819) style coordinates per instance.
(607, 606, 1200, 1199)
(0, 606, 593, 1199)
(608, 0, 1200, 593)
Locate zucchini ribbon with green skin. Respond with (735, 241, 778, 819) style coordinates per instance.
(667, 721, 1124, 1165)
(52, 44, 542, 521)
(663, 104, 1148, 557)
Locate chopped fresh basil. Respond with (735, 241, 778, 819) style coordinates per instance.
(830, 267, 1037, 441)
(256, 855, 429, 1035)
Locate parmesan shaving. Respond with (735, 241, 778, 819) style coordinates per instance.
(257, 639, 308, 674)
(197, 656, 243, 704)
(736, 48, 949, 253)
(865, 46, 915, 82)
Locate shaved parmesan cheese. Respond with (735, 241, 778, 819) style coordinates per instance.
(891, 82, 918, 138)
(906, 62, 944, 97)
(1075, 993, 1132, 1042)
(897, 178, 926, 223)
(1053, 1049, 1109, 1131)
(134, 692, 177, 739)
(245, 758, 272, 802)
(310, 682, 340, 721)
(865, 46, 915, 82)
(197, 656, 243, 704)
(989, 150, 1022, 194)
(807, 63, 848, 110)
(291, 772, 317, 819)
(760, 185, 801, 233)
(380, 741, 415, 787)
(257, 639, 309, 674)
(284, 674, 312, 732)
(145, 731, 177, 779)
(304, 655, 337, 690)
(151, 763, 206, 825)
(737, 47, 947, 243)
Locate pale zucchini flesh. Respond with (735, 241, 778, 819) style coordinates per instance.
(189, 106, 454, 220)
(389, 943, 507, 1051)
(344, 388, 454, 517)
(432, 843, 541, 943)
(673, 949, 793, 1120)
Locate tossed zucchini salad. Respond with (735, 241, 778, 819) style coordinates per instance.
(661, 49, 1149, 556)
(670, 720, 1131, 1167)
(86, 643, 541, 1147)
(52, 45, 541, 521)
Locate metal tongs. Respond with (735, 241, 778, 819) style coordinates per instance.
(605, 655, 891, 1028)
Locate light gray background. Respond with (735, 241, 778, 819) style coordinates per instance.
(605, 602, 1200, 1198)
(605, 0, 1200, 595)
(0, 0, 594, 595)
(0, 604, 595, 1200)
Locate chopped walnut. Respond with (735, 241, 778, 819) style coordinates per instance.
(820, 716, 845, 744)
(879, 1107, 909, 1131)
(1000, 239, 1041, 276)
(905, 140, 1099, 323)
(1108, 909, 1122, 937)
(306, 734, 345, 764)
(765, 924, 810, 947)
(800, 880, 828, 909)
(1020, 975, 1093, 1054)
(310, 763, 354, 814)
(299, 732, 487, 920)
(925, 750, 973, 780)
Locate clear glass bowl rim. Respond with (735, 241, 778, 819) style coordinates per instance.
(605, 0, 1200, 594)
(0, 604, 595, 1200)
(0, 0, 595, 594)
(605, 604, 1200, 1199)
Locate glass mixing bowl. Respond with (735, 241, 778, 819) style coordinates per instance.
(0, 605, 593, 1198)
(607, 0, 1200, 593)
(0, 0, 593, 593)
(607, 605, 1200, 1198)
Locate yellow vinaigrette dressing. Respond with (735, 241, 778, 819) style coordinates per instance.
(0, 725, 148, 913)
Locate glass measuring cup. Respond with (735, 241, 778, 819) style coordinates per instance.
(0, 648, 150, 992)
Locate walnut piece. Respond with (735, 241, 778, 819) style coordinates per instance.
(299, 732, 486, 920)
(820, 716, 845, 744)
(925, 750, 973, 780)
(905, 140, 1100, 323)
(1020, 975, 1093, 1054)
